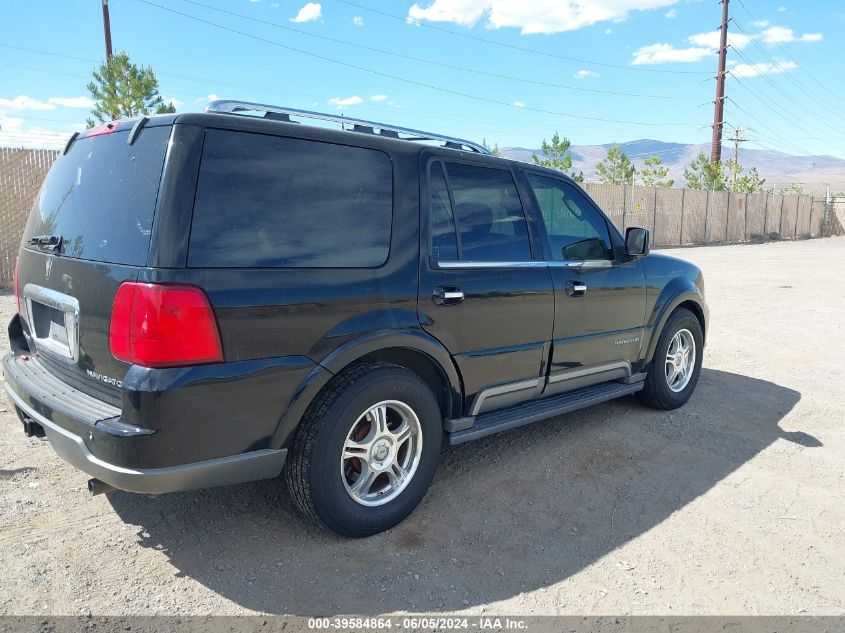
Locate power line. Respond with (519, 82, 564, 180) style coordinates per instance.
(730, 20, 843, 121)
(179, 0, 691, 101)
(731, 0, 845, 101)
(132, 0, 704, 128)
(329, 0, 713, 75)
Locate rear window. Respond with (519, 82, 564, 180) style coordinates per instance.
(188, 129, 393, 268)
(23, 126, 170, 266)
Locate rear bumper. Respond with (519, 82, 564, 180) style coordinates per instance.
(3, 352, 289, 494)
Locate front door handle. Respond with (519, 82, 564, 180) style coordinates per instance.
(566, 281, 587, 297)
(433, 286, 465, 305)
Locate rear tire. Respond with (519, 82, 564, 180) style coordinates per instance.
(285, 362, 442, 537)
(637, 308, 703, 410)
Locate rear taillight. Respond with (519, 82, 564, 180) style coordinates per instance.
(13, 257, 21, 315)
(109, 282, 224, 368)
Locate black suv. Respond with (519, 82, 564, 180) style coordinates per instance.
(4, 101, 707, 537)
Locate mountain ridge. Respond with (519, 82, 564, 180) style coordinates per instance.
(500, 140, 845, 191)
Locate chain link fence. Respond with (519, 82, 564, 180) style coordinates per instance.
(0, 147, 59, 287)
(0, 148, 841, 287)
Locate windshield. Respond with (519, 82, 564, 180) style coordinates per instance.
(22, 125, 171, 266)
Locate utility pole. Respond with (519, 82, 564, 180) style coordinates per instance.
(710, 0, 730, 164)
(101, 0, 113, 62)
(727, 125, 748, 189)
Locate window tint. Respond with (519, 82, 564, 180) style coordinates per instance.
(443, 162, 531, 262)
(526, 174, 612, 261)
(429, 162, 459, 261)
(188, 130, 392, 268)
(23, 126, 170, 266)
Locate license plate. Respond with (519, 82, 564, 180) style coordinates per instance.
(23, 285, 80, 363)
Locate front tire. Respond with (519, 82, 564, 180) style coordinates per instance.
(285, 362, 442, 537)
(638, 308, 703, 410)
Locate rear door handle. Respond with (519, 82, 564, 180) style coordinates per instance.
(433, 286, 464, 305)
(566, 281, 587, 297)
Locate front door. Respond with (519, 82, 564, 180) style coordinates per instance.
(418, 158, 554, 416)
(520, 172, 647, 393)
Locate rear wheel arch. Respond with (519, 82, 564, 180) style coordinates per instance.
(272, 331, 464, 449)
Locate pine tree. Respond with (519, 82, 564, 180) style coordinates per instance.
(86, 51, 176, 127)
(639, 155, 674, 188)
(596, 144, 635, 185)
(683, 153, 727, 191)
(532, 132, 583, 182)
(734, 167, 766, 194)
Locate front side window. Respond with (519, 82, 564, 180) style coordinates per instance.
(526, 173, 613, 261)
(189, 130, 393, 268)
(430, 161, 531, 263)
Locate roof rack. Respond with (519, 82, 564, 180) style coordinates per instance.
(204, 100, 492, 155)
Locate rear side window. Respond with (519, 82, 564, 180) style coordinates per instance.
(23, 126, 170, 266)
(188, 130, 393, 268)
(429, 161, 531, 263)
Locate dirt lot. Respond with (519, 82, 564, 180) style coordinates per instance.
(0, 237, 843, 616)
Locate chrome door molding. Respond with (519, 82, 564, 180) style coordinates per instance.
(470, 377, 540, 416)
(547, 360, 632, 384)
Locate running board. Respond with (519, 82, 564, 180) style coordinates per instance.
(447, 380, 644, 445)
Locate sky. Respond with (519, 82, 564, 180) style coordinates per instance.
(1, 0, 843, 160)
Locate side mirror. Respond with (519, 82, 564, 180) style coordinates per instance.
(625, 227, 650, 257)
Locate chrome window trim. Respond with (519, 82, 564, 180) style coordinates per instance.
(548, 260, 613, 269)
(470, 377, 540, 416)
(437, 261, 547, 269)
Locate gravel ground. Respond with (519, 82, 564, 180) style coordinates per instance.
(0, 237, 843, 616)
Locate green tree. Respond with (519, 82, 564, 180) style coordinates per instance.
(532, 132, 583, 182)
(733, 166, 766, 194)
(596, 144, 635, 185)
(482, 138, 503, 157)
(781, 182, 805, 195)
(638, 155, 674, 188)
(86, 51, 176, 127)
(684, 153, 727, 191)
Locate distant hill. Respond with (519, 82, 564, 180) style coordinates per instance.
(501, 140, 845, 192)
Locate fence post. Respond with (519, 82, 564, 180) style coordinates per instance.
(679, 187, 685, 246)
(725, 192, 731, 243)
(743, 193, 749, 242)
(622, 184, 627, 231)
(763, 191, 770, 238)
(794, 197, 800, 240)
(703, 189, 710, 244)
(652, 186, 658, 241)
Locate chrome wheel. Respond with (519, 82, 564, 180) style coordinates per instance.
(665, 328, 696, 393)
(340, 400, 423, 507)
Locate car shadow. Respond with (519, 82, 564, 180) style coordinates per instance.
(108, 368, 809, 614)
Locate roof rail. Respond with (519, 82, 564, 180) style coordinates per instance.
(204, 100, 492, 155)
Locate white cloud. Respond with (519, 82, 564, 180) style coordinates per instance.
(689, 30, 752, 50)
(777, 5, 786, 12)
(353, 15, 364, 25)
(665, 8, 676, 18)
(291, 2, 322, 23)
(369, 94, 388, 102)
(207, 93, 220, 101)
(407, 0, 679, 35)
(632, 43, 712, 64)
(752, 19, 770, 28)
(0, 95, 56, 111)
(47, 96, 94, 109)
(0, 114, 72, 150)
(158, 96, 184, 109)
(512, 100, 525, 107)
(760, 25, 822, 44)
(732, 60, 797, 77)
(604, 27, 613, 34)
(328, 96, 363, 108)
(573, 69, 600, 78)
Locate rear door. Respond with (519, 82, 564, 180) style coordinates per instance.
(418, 157, 554, 416)
(520, 171, 647, 392)
(15, 122, 173, 404)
